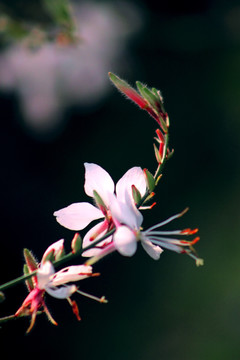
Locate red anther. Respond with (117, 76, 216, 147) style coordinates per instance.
(180, 236, 200, 246)
(190, 236, 200, 245)
(90, 272, 101, 277)
(181, 228, 199, 235)
(150, 202, 157, 209)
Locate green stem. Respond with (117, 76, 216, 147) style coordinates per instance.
(0, 229, 115, 292)
(137, 132, 169, 209)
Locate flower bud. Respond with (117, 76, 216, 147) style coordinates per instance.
(143, 168, 155, 192)
(131, 185, 142, 205)
(71, 233, 82, 254)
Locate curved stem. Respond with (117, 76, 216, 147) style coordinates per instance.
(137, 132, 169, 209)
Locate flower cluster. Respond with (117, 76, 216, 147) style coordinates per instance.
(0, 73, 203, 333)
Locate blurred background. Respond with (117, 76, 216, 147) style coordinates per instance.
(0, 0, 240, 359)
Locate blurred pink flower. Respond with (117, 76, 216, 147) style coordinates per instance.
(0, 1, 142, 136)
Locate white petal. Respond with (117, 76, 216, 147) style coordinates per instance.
(141, 237, 163, 260)
(84, 163, 114, 206)
(124, 190, 143, 229)
(109, 193, 143, 230)
(45, 284, 77, 299)
(37, 261, 55, 290)
(50, 265, 92, 286)
(81, 247, 105, 257)
(116, 167, 146, 202)
(41, 239, 64, 263)
(54, 202, 103, 230)
(113, 226, 137, 257)
(82, 221, 113, 257)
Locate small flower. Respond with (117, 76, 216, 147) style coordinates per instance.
(15, 240, 106, 332)
(54, 163, 147, 256)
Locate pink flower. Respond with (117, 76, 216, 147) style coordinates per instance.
(15, 240, 103, 332)
(54, 163, 146, 256)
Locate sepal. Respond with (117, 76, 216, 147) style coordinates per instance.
(23, 249, 38, 272)
(23, 264, 35, 292)
(23, 248, 38, 288)
(93, 190, 108, 216)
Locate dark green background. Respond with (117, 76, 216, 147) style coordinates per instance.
(0, 1, 240, 359)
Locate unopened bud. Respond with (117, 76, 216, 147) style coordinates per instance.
(143, 168, 155, 192)
(132, 185, 142, 205)
(71, 233, 82, 254)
